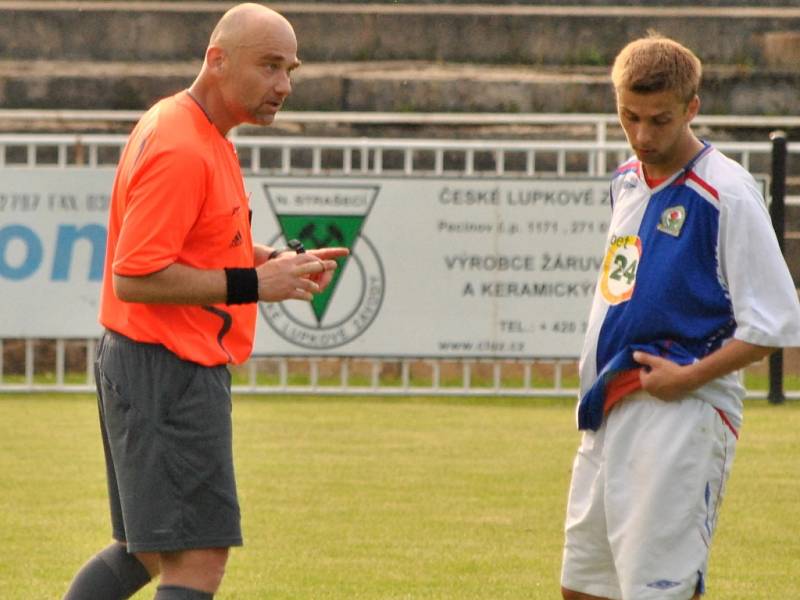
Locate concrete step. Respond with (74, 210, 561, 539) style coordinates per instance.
(3, 59, 800, 116)
(0, 59, 197, 110)
(14, 0, 800, 5)
(2, 3, 800, 68)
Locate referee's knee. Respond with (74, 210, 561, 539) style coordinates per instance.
(132, 549, 160, 578)
(159, 547, 230, 593)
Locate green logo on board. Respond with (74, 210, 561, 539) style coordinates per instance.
(260, 184, 385, 350)
(275, 215, 363, 324)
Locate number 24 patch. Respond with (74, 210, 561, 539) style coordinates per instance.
(600, 234, 641, 305)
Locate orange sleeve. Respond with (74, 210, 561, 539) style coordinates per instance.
(113, 145, 207, 276)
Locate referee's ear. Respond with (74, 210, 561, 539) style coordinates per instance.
(206, 45, 226, 75)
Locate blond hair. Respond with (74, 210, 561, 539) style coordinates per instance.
(611, 32, 702, 103)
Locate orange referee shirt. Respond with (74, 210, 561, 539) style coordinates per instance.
(99, 91, 256, 366)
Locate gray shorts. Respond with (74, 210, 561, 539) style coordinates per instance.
(95, 330, 242, 553)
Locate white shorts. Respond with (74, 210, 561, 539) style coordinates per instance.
(561, 392, 737, 600)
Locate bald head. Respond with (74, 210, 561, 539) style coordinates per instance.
(209, 3, 296, 54)
(190, 3, 299, 133)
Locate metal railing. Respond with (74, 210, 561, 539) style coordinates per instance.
(1, 131, 797, 182)
(0, 338, 582, 397)
(0, 337, 775, 399)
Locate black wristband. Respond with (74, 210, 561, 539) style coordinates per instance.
(224, 267, 259, 305)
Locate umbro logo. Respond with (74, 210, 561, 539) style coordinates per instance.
(646, 580, 681, 590)
(230, 230, 243, 247)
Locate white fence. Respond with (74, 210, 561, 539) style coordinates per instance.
(0, 130, 795, 185)
(1, 128, 797, 397)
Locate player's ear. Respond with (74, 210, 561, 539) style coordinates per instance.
(686, 94, 700, 121)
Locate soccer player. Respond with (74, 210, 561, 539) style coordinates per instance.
(560, 33, 800, 600)
(63, 4, 347, 599)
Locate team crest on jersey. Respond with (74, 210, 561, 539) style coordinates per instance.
(657, 205, 686, 237)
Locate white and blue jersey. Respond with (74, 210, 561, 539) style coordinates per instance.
(578, 143, 800, 431)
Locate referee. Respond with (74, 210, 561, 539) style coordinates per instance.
(63, 4, 347, 599)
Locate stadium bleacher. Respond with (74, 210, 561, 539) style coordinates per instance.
(1, 1, 800, 116)
(2, 1, 798, 272)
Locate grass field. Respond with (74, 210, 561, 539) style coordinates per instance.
(0, 394, 798, 599)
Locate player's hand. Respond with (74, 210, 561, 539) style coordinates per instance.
(633, 351, 697, 400)
(255, 252, 340, 302)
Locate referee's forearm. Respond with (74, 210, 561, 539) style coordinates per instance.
(113, 263, 228, 305)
